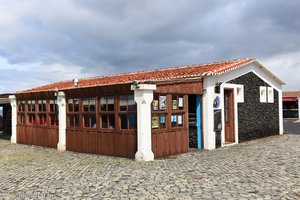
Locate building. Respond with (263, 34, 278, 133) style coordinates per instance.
(283, 91, 300, 119)
(9, 58, 284, 161)
(0, 94, 12, 135)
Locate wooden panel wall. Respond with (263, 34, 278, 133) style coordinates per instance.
(152, 129, 188, 158)
(17, 125, 58, 148)
(66, 129, 137, 158)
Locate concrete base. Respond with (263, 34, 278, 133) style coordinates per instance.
(57, 143, 66, 151)
(135, 150, 154, 161)
(11, 136, 16, 144)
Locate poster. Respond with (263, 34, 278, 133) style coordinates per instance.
(178, 97, 183, 108)
(178, 115, 183, 125)
(152, 115, 159, 128)
(159, 96, 166, 110)
(172, 100, 177, 110)
(171, 115, 177, 122)
(160, 114, 165, 124)
(152, 100, 159, 110)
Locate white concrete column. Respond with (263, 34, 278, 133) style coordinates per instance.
(131, 84, 156, 161)
(203, 77, 216, 150)
(298, 98, 300, 119)
(57, 91, 67, 151)
(9, 95, 17, 144)
(278, 90, 284, 135)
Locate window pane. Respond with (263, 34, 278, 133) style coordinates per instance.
(75, 115, 80, 127)
(128, 96, 136, 111)
(42, 100, 46, 111)
(68, 99, 73, 112)
(108, 114, 115, 128)
(121, 114, 128, 129)
(39, 114, 47, 125)
(107, 96, 114, 111)
(84, 115, 90, 128)
(160, 114, 166, 129)
(83, 99, 89, 112)
(102, 115, 108, 128)
(129, 113, 137, 129)
(120, 96, 127, 111)
(74, 99, 79, 112)
(90, 99, 96, 112)
(100, 97, 106, 111)
(91, 115, 96, 128)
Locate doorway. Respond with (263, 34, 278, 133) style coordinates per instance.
(224, 89, 235, 143)
(188, 95, 202, 149)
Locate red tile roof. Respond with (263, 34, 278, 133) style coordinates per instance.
(18, 58, 256, 94)
(283, 91, 300, 98)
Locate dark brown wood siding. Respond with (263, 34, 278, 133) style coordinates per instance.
(66, 129, 137, 158)
(17, 125, 58, 148)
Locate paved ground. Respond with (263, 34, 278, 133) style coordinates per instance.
(284, 118, 300, 134)
(0, 134, 299, 200)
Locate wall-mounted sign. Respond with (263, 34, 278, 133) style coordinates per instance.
(213, 96, 221, 109)
(159, 96, 166, 110)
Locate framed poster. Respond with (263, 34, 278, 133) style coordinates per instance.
(159, 96, 166, 110)
(178, 97, 183, 108)
(171, 115, 177, 122)
(178, 115, 183, 125)
(152, 100, 159, 110)
(172, 100, 177, 110)
(160, 114, 165, 124)
(152, 115, 159, 128)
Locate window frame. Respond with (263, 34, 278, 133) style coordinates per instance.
(99, 96, 116, 130)
(119, 95, 137, 130)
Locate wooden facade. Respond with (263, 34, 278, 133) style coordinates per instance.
(15, 80, 202, 158)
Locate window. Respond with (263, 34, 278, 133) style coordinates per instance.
(50, 100, 58, 126)
(236, 85, 244, 103)
(100, 96, 115, 129)
(152, 95, 167, 129)
(260, 86, 267, 103)
(171, 95, 184, 128)
(27, 100, 36, 112)
(37, 100, 47, 125)
(38, 100, 47, 112)
(68, 99, 79, 112)
(82, 98, 96, 128)
(26, 100, 37, 125)
(68, 99, 80, 128)
(268, 87, 274, 103)
(18, 101, 26, 124)
(120, 95, 137, 129)
(18, 101, 25, 112)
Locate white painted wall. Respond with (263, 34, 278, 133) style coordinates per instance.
(298, 98, 300, 119)
(132, 84, 156, 161)
(57, 91, 67, 151)
(9, 95, 17, 144)
(202, 77, 216, 150)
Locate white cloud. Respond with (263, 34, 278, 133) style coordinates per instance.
(263, 51, 300, 90)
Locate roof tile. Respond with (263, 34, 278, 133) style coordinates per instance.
(18, 58, 255, 93)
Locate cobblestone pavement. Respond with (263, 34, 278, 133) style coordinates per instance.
(0, 134, 299, 200)
(284, 119, 300, 134)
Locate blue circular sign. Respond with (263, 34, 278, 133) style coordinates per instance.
(213, 96, 220, 109)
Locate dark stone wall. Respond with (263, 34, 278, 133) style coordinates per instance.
(228, 72, 279, 142)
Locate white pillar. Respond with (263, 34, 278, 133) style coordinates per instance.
(278, 90, 284, 135)
(57, 91, 67, 151)
(131, 84, 156, 161)
(298, 98, 300, 119)
(9, 95, 17, 144)
(203, 77, 216, 150)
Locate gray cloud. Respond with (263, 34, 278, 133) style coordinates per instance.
(0, 0, 299, 93)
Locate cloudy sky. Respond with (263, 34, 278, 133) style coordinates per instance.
(0, 0, 299, 93)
